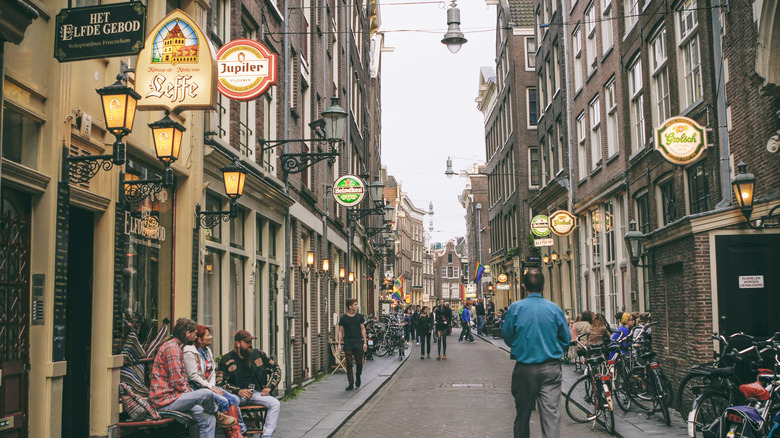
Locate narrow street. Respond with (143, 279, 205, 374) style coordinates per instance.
(332, 329, 613, 438)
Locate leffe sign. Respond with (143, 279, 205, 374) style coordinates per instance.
(135, 9, 217, 112)
(54, 2, 146, 62)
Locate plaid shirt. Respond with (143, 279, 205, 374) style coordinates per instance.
(149, 338, 193, 408)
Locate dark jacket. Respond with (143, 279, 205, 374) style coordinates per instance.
(476, 303, 486, 316)
(411, 310, 420, 327)
(216, 348, 281, 394)
(417, 314, 433, 333)
(434, 305, 453, 330)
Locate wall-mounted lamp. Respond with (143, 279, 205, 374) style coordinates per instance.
(550, 251, 559, 263)
(306, 250, 315, 267)
(348, 272, 355, 283)
(542, 254, 551, 265)
(339, 267, 346, 280)
(322, 258, 330, 273)
(730, 162, 780, 229)
(195, 161, 247, 229)
(624, 220, 649, 267)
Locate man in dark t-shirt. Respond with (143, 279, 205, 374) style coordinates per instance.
(337, 298, 367, 391)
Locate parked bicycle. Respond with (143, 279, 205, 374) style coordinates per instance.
(565, 334, 616, 435)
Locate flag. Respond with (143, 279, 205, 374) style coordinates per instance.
(394, 275, 404, 296)
(474, 261, 485, 285)
(391, 290, 401, 301)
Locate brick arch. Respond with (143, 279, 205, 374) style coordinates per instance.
(756, 0, 780, 93)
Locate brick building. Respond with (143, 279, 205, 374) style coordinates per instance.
(434, 240, 466, 306)
(459, 169, 491, 301)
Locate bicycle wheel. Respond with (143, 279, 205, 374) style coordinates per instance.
(566, 374, 598, 423)
(653, 370, 672, 425)
(613, 364, 632, 412)
(677, 373, 710, 421)
(602, 403, 616, 434)
(375, 339, 388, 357)
(625, 367, 652, 412)
(658, 368, 674, 408)
(687, 391, 729, 438)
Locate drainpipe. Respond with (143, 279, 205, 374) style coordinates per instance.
(345, 0, 354, 300)
(283, 0, 293, 393)
(560, 0, 580, 313)
(711, 0, 732, 209)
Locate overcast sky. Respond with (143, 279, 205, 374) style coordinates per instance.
(379, 0, 496, 247)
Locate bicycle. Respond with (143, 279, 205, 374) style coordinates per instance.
(565, 336, 616, 435)
(620, 322, 673, 425)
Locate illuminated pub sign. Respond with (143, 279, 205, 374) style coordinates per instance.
(135, 9, 217, 111)
(54, 2, 147, 62)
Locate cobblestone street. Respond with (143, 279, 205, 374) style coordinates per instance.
(332, 330, 613, 437)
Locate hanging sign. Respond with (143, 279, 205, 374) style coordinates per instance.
(550, 210, 577, 236)
(333, 175, 365, 207)
(497, 273, 508, 283)
(534, 238, 554, 247)
(531, 215, 551, 237)
(135, 9, 217, 111)
(656, 116, 706, 165)
(216, 39, 278, 101)
(54, 2, 147, 62)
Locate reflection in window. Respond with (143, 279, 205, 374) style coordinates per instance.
(203, 249, 221, 353)
(660, 181, 677, 225)
(205, 195, 222, 243)
(229, 256, 245, 338)
(230, 207, 244, 248)
(688, 164, 710, 214)
(2, 106, 40, 168)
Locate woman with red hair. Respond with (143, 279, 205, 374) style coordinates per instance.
(183, 325, 244, 436)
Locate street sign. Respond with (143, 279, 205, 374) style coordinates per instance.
(526, 256, 541, 263)
(496, 284, 510, 290)
(333, 175, 365, 207)
(738, 275, 764, 289)
(54, 2, 146, 62)
(531, 215, 551, 237)
(217, 39, 277, 101)
(534, 238, 554, 247)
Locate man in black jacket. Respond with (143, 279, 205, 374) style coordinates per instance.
(434, 300, 453, 360)
(217, 330, 281, 438)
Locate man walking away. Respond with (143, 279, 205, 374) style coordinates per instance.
(476, 299, 486, 335)
(217, 330, 282, 438)
(434, 299, 452, 359)
(459, 304, 474, 343)
(412, 305, 421, 345)
(503, 268, 570, 438)
(337, 298, 368, 390)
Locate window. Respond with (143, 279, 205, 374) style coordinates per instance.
(528, 88, 538, 127)
(660, 180, 677, 225)
(650, 28, 671, 128)
(211, 0, 229, 44)
(625, 0, 638, 31)
(602, 2, 613, 53)
(586, 3, 597, 75)
(556, 119, 564, 173)
(441, 267, 447, 277)
(202, 249, 221, 352)
(605, 78, 618, 157)
(448, 253, 453, 263)
(268, 222, 279, 258)
(590, 96, 602, 169)
(629, 59, 645, 152)
(262, 88, 277, 174)
(205, 194, 223, 242)
(687, 163, 710, 214)
(530, 148, 542, 186)
(604, 201, 615, 262)
(2, 106, 40, 168)
(256, 216, 264, 255)
(526, 37, 536, 70)
(573, 26, 583, 91)
(230, 207, 244, 248)
(591, 209, 601, 266)
(577, 113, 587, 179)
(678, 0, 702, 108)
(453, 266, 459, 278)
(553, 42, 561, 93)
(636, 193, 651, 234)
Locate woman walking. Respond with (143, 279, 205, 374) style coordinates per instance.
(418, 306, 433, 359)
(183, 325, 244, 437)
(434, 299, 453, 360)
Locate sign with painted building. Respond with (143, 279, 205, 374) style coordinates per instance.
(135, 9, 217, 111)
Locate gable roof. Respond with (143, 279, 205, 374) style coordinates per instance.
(508, 0, 534, 28)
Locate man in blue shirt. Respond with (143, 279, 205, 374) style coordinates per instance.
(458, 304, 474, 343)
(503, 268, 570, 438)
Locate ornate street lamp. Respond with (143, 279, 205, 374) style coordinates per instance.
(306, 250, 315, 267)
(369, 177, 385, 204)
(445, 157, 456, 178)
(195, 161, 248, 229)
(731, 162, 756, 220)
(542, 254, 551, 265)
(624, 220, 648, 267)
(441, 1, 467, 54)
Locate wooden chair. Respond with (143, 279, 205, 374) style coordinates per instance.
(241, 405, 267, 436)
(329, 340, 347, 374)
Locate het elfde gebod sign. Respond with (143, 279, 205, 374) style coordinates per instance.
(135, 9, 217, 112)
(54, 2, 146, 62)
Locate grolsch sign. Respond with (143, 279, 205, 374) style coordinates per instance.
(54, 2, 146, 62)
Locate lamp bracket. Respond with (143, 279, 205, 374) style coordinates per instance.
(347, 205, 385, 224)
(121, 169, 173, 204)
(195, 203, 238, 230)
(281, 151, 339, 175)
(365, 226, 389, 237)
(66, 138, 126, 184)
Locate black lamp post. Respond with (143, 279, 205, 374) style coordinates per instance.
(624, 220, 648, 268)
(195, 161, 248, 229)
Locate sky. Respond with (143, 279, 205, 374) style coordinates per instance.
(379, 0, 496, 245)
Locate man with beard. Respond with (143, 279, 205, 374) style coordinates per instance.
(217, 330, 282, 438)
(337, 298, 367, 390)
(150, 318, 236, 437)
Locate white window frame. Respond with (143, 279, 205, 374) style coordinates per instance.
(573, 26, 583, 91)
(629, 58, 645, 153)
(602, 1, 613, 53)
(577, 113, 587, 180)
(527, 87, 538, 129)
(677, 0, 702, 109)
(605, 78, 618, 158)
(586, 2, 597, 75)
(590, 95, 602, 169)
(625, 0, 639, 32)
(650, 27, 671, 129)
(526, 37, 536, 71)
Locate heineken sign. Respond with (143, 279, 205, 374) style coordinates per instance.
(54, 2, 146, 62)
(550, 210, 576, 236)
(656, 116, 706, 165)
(530, 215, 551, 237)
(333, 175, 365, 207)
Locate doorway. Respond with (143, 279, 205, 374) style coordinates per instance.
(62, 207, 94, 438)
(715, 234, 780, 337)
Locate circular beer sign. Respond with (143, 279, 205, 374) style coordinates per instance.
(217, 39, 278, 101)
(656, 116, 706, 165)
(497, 273, 508, 283)
(333, 175, 366, 207)
(550, 210, 576, 236)
(531, 215, 551, 237)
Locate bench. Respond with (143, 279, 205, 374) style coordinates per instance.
(116, 418, 180, 437)
(241, 405, 267, 435)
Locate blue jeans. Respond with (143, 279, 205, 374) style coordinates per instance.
(477, 315, 485, 335)
(240, 391, 281, 438)
(160, 388, 216, 438)
(214, 388, 246, 433)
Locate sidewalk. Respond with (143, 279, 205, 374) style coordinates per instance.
(273, 348, 410, 438)
(475, 330, 688, 438)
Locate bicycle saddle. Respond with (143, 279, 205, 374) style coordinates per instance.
(641, 351, 657, 360)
